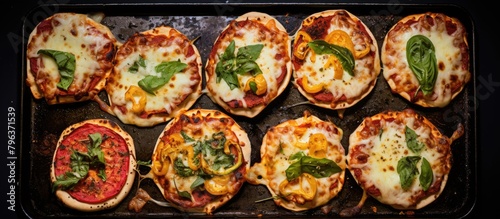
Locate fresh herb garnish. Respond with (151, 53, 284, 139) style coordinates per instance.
(138, 60, 187, 95)
(405, 126, 425, 154)
(397, 156, 421, 190)
(37, 49, 76, 90)
(285, 153, 341, 181)
(307, 40, 355, 76)
(215, 40, 264, 90)
(52, 133, 106, 192)
(406, 35, 438, 96)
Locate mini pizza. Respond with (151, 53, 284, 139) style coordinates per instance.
(346, 109, 464, 211)
(103, 26, 203, 127)
(381, 12, 470, 107)
(205, 11, 292, 118)
(246, 111, 346, 211)
(50, 119, 137, 212)
(26, 12, 117, 105)
(148, 109, 251, 214)
(291, 10, 380, 116)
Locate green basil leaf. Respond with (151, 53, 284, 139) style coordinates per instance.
(406, 35, 438, 96)
(174, 157, 196, 177)
(289, 151, 305, 161)
(215, 40, 264, 90)
(405, 126, 425, 154)
(419, 157, 433, 191)
(299, 156, 342, 179)
(190, 176, 205, 189)
(307, 40, 355, 76)
(236, 44, 264, 61)
(138, 60, 187, 95)
(285, 161, 302, 181)
(37, 49, 76, 90)
(249, 81, 258, 93)
(221, 40, 236, 61)
(285, 155, 342, 181)
(234, 61, 262, 76)
(129, 55, 146, 73)
(397, 156, 421, 190)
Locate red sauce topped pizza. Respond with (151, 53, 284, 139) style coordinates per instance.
(50, 119, 136, 211)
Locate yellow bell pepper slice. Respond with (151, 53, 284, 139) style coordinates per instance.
(279, 173, 317, 201)
(152, 160, 169, 176)
(125, 85, 147, 114)
(244, 74, 267, 95)
(308, 133, 328, 159)
(325, 29, 370, 59)
(294, 31, 313, 60)
(301, 76, 324, 93)
(204, 174, 231, 195)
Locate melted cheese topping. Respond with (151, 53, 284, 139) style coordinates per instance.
(348, 111, 451, 209)
(246, 114, 345, 211)
(27, 13, 114, 102)
(382, 13, 470, 107)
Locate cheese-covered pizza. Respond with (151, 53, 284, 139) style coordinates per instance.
(246, 111, 346, 211)
(50, 119, 137, 212)
(149, 109, 251, 214)
(26, 13, 117, 105)
(103, 26, 203, 127)
(346, 109, 464, 210)
(205, 11, 292, 118)
(381, 12, 470, 107)
(291, 10, 380, 116)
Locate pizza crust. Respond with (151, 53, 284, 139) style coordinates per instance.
(50, 119, 137, 212)
(381, 12, 470, 108)
(291, 10, 381, 112)
(150, 108, 251, 214)
(26, 13, 117, 105)
(205, 11, 292, 118)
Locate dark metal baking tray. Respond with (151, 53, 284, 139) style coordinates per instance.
(19, 2, 476, 218)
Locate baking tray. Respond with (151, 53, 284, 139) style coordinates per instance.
(19, 2, 476, 218)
